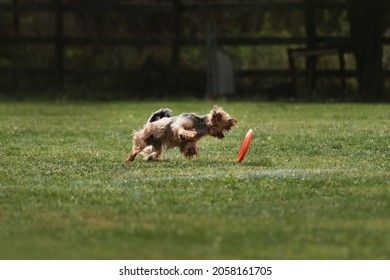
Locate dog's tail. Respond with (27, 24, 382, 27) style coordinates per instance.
(147, 108, 172, 123)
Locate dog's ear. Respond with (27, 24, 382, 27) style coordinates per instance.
(210, 106, 223, 124)
(214, 112, 222, 121)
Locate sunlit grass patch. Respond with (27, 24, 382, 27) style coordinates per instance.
(0, 101, 389, 259)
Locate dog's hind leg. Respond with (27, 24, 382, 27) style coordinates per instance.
(126, 147, 143, 162)
(142, 144, 162, 161)
(143, 151, 161, 161)
(125, 135, 148, 163)
(140, 146, 154, 161)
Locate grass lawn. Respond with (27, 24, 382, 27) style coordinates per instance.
(0, 101, 389, 259)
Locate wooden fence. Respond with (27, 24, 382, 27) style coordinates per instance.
(1, 0, 389, 98)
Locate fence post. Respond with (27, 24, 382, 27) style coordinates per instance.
(171, 0, 182, 96)
(206, 23, 217, 97)
(171, 0, 181, 68)
(13, 0, 20, 87)
(304, 0, 317, 94)
(13, 0, 19, 35)
(55, 0, 64, 88)
(287, 48, 298, 98)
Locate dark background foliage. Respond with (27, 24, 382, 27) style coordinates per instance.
(1, 0, 389, 101)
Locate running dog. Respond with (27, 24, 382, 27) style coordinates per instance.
(125, 106, 236, 162)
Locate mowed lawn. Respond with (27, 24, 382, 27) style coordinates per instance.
(0, 101, 389, 259)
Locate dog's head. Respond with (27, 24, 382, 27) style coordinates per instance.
(207, 106, 237, 139)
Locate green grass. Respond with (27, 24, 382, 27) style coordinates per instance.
(0, 101, 389, 259)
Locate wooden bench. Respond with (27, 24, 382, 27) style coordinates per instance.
(287, 46, 351, 97)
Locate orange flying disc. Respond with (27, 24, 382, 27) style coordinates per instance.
(237, 128, 253, 162)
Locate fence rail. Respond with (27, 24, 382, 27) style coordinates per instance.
(0, 1, 346, 13)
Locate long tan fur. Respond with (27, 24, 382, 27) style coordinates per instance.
(126, 106, 237, 162)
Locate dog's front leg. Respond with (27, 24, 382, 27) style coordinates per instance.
(177, 128, 197, 141)
(180, 141, 199, 159)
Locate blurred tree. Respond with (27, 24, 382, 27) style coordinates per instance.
(347, 0, 390, 101)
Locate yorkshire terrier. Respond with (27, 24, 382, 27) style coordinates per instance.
(125, 106, 237, 162)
